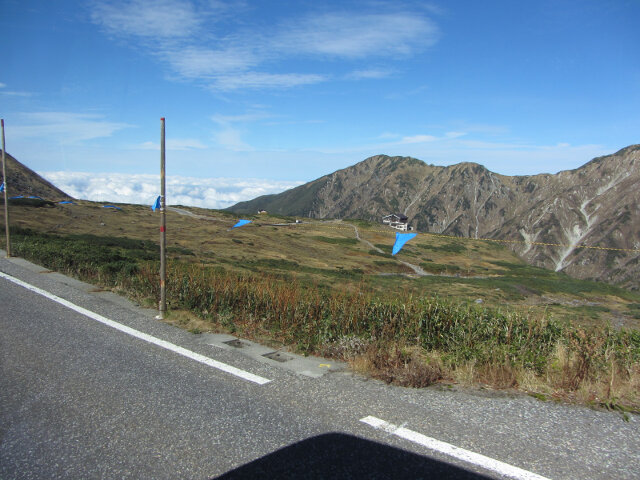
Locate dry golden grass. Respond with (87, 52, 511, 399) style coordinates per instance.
(4, 209, 639, 412)
(351, 344, 444, 388)
(161, 309, 220, 334)
(3, 199, 640, 329)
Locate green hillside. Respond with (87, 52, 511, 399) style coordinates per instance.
(227, 175, 328, 216)
(3, 200, 639, 411)
(3, 200, 639, 329)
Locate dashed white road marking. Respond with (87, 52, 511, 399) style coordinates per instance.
(0, 271, 271, 385)
(360, 416, 551, 480)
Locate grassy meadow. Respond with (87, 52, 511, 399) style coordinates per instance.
(2, 198, 639, 413)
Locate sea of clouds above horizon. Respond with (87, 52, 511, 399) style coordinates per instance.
(40, 172, 303, 209)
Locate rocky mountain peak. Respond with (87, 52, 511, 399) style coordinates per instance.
(228, 146, 640, 289)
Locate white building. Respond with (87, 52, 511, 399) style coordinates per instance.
(382, 213, 410, 231)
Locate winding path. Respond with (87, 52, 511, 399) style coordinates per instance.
(167, 209, 463, 278)
(342, 222, 429, 276)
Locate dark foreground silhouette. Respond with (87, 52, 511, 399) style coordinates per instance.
(215, 432, 492, 479)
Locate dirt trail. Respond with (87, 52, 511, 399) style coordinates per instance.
(342, 222, 429, 276)
(167, 207, 223, 222)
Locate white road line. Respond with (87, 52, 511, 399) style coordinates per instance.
(0, 271, 271, 385)
(360, 416, 551, 480)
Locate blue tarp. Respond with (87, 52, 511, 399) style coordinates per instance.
(151, 196, 162, 212)
(392, 232, 417, 255)
(231, 219, 252, 229)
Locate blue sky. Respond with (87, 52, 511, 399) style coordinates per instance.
(2, 0, 639, 208)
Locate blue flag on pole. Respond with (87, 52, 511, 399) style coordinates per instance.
(231, 219, 251, 229)
(392, 232, 417, 255)
(0, 182, 4, 192)
(152, 196, 161, 212)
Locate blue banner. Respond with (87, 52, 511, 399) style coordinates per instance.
(231, 219, 252, 229)
(392, 232, 417, 255)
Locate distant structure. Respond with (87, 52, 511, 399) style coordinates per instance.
(382, 213, 410, 231)
(258, 209, 267, 214)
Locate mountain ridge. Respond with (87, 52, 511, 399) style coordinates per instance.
(228, 145, 640, 289)
(1, 150, 72, 201)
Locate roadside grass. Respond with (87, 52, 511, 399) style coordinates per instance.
(5, 200, 637, 327)
(628, 303, 640, 319)
(3, 202, 639, 329)
(3, 225, 639, 412)
(2, 202, 640, 411)
(7, 227, 157, 279)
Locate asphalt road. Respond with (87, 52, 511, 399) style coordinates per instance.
(1, 254, 638, 479)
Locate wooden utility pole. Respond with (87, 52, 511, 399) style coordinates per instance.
(158, 117, 167, 318)
(1, 119, 10, 257)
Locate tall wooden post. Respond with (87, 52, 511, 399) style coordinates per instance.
(1, 119, 10, 257)
(159, 117, 167, 318)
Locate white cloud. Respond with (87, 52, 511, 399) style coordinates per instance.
(400, 134, 438, 144)
(445, 131, 467, 139)
(90, 0, 203, 38)
(0, 91, 33, 97)
(0, 81, 33, 97)
(209, 72, 326, 91)
(90, 1, 439, 91)
(372, 131, 465, 147)
(167, 46, 258, 78)
(39, 171, 303, 209)
(276, 12, 438, 58)
(346, 69, 393, 80)
(213, 128, 252, 151)
(10, 112, 132, 144)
